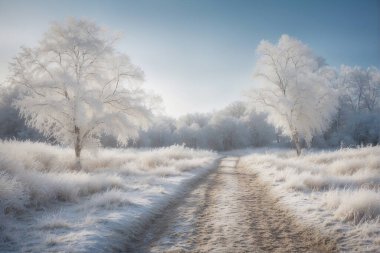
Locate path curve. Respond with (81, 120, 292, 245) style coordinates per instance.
(127, 157, 337, 252)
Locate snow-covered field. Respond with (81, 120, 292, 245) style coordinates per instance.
(0, 141, 219, 252)
(240, 146, 380, 252)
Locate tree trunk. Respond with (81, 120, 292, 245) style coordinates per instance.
(276, 129, 282, 144)
(74, 126, 82, 170)
(292, 131, 302, 156)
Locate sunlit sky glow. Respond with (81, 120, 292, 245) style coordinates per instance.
(1, 0, 379, 117)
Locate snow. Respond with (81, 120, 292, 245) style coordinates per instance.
(240, 146, 380, 252)
(0, 140, 219, 252)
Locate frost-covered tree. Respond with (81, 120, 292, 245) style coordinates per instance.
(324, 66, 380, 147)
(0, 85, 42, 140)
(139, 116, 176, 148)
(339, 66, 380, 112)
(10, 18, 154, 168)
(124, 100, 276, 151)
(250, 35, 337, 155)
(209, 113, 249, 150)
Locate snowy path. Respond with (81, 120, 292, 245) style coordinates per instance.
(127, 157, 337, 252)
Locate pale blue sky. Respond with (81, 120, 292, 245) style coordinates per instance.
(1, 0, 379, 117)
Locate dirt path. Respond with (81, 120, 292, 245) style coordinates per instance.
(127, 157, 337, 252)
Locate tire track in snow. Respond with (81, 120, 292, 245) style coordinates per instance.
(127, 157, 337, 252)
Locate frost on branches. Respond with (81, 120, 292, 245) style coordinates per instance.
(338, 65, 380, 112)
(250, 35, 337, 155)
(10, 18, 156, 168)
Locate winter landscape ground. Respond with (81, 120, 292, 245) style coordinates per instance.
(1, 142, 379, 252)
(240, 147, 380, 252)
(0, 141, 219, 252)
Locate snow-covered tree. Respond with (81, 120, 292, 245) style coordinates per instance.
(10, 18, 155, 168)
(209, 113, 249, 150)
(0, 85, 42, 141)
(324, 66, 380, 147)
(339, 66, 380, 112)
(250, 35, 337, 155)
(140, 116, 176, 148)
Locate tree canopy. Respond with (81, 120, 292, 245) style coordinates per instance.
(10, 18, 156, 165)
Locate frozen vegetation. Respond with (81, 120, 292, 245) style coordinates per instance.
(240, 146, 380, 252)
(0, 140, 219, 252)
(0, 17, 379, 252)
(8, 18, 157, 169)
(249, 35, 338, 155)
(2, 31, 380, 155)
